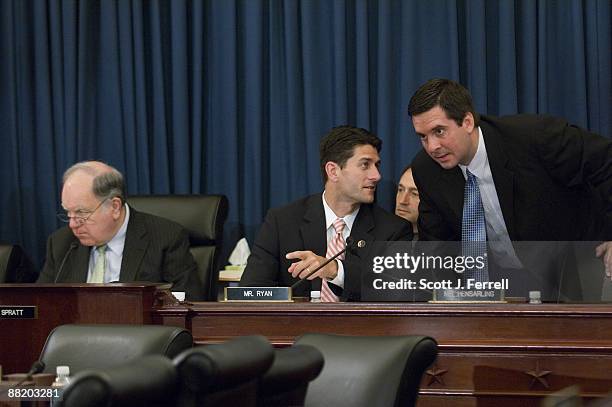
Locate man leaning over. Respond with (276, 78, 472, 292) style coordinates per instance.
(408, 78, 612, 280)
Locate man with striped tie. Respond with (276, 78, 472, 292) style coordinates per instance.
(240, 126, 413, 301)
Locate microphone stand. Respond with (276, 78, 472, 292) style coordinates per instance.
(291, 238, 364, 291)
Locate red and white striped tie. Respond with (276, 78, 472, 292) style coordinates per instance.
(321, 218, 345, 302)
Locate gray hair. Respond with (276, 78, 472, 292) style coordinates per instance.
(63, 161, 126, 203)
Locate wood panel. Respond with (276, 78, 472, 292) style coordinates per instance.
(0, 283, 169, 374)
(152, 302, 612, 405)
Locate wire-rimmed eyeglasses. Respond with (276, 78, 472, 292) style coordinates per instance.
(57, 198, 109, 225)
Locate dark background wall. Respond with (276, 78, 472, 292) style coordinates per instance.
(1, 0, 610, 269)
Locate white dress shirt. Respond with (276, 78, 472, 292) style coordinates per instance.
(322, 192, 360, 288)
(459, 128, 522, 268)
(87, 204, 130, 283)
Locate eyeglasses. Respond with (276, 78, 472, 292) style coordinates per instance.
(57, 198, 109, 225)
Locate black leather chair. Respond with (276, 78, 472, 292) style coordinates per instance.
(0, 243, 37, 283)
(39, 324, 193, 375)
(173, 335, 274, 407)
(127, 194, 229, 301)
(588, 391, 612, 407)
(56, 355, 178, 407)
(295, 334, 438, 407)
(540, 386, 583, 407)
(258, 345, 324, 407)
(0, 244, 13, 282)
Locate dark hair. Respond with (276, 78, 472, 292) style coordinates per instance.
(319, 125, 382, 183)
(408, 78, 480, 127)
(397, 165, 413, 194)
(398, 165, 412, 181)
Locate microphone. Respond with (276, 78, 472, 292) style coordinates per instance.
(54, 242, 79, 283)
(290, 237, 366, 290)
(25, 360, 46, 378)
(0, 360, 46, 396)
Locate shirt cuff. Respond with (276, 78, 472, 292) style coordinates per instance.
(328, 259, 344, 288)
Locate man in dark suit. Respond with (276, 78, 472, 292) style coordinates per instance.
(37, 161, 196, 290)
(240, 126, 413, 301)
(408, 78, 612, 296)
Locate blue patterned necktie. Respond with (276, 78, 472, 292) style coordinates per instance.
(461, 169, 488, 281)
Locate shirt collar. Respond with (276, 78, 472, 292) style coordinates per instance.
(105, 204, 130, 255)
(459, 127, 488, 179)
(321, 191, 360, 232)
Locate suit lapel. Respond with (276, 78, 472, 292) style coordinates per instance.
(441, 169, 465, 226)
(299, 194, 328, 291)
(347, 204, 375, 260)
(481, 122, 516, 239)
(62, 243, 91, 282)
(119, 209, 149, 282)
(300, 195, 327, 258)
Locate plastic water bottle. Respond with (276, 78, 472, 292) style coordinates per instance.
(52, 365, 70, 387)
(51, 366, 70, 406)
(310, 291, 321, 303)
(529, 291, 542, 304)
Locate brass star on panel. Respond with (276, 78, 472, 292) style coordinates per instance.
(425, 364, 448, 386)
(525, 361, 552, 389)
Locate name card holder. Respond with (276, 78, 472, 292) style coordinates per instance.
(224, 287, 293, 302)
(0, 306, 38, 319)
(430, 288, 506, 303)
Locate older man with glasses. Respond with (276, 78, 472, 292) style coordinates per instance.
(37, 161, 196, 291)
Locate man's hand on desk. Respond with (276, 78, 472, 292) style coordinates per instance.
(596, 241, 612, 279)
(286, 251, 338, 280)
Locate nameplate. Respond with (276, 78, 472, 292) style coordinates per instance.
(431, 289, 506, 303)
(224, 287, 292, 302)
(0, 306, 38, 319)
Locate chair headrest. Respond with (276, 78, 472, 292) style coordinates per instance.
(127, 195, 228, 244)
(40, 324, 193, 374)
(174, 335, 274, 393)
(61, 355, 178, 407)
(260, 345, 324, 394)
(295, 333, 438, 407)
